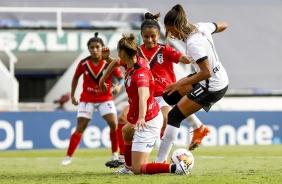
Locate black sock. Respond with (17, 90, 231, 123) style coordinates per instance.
(170, 164, 176, 173)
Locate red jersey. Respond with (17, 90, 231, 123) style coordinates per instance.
(74, 56, 123, 103)
(138, 44, 182, 96)
(121, 57, 160, 124)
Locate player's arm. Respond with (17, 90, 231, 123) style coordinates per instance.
(136, 86, 149, 131)
(99, 58, 121, 91)
(213, 22, 228, 33)
(112, 74, 125, 94)
(178, 55, 190, 64)
(71, 76, 79, 105)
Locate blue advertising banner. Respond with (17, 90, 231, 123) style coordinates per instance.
(0, 111, 281, 150)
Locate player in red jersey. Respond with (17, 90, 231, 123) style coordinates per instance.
(99, 33, 189, 175)
(103, 12, 209, 168)
(61, 32, 124, 166)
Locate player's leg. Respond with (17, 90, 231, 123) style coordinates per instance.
(62, 102, 93, 165)
(105, 105, 129, 168)
(132, 111, 189, 175)
(99, 101, 119, 161)
(117, 105, 129, 157)
(187, 84, 228, 150)
(114, 122, 135, 174)
(155, 96, 201, 163)
(162, 81, 209, 150)
(155, 96, 171, 139)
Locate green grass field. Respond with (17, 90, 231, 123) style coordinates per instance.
(0, 145, 281, 184)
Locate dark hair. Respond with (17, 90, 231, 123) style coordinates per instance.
(117, 33, 138, 58)
(87, 32, 105, 47)
(164, 4, 197, 40)
(140, 12, 161, 33)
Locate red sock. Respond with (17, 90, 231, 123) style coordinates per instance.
(117, 123, 125, 155)
(160, 126, 166, 139)
(110, 129, 118, 153)
(67, 131, 82, 157)
(141, 163, 170, 174)
(124, 141, 132, 167)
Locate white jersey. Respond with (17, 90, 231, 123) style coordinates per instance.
(184, 22, 229, 91)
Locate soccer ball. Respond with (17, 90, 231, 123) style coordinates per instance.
(170, 148, 194, 171)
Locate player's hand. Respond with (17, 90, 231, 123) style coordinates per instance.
(101, 47, 110, 59)
(134, 117, 147, 131)
(111, 83, 122, 94)
(99, 78, 109, 91)
(164, 82, 182, 96)
(71, 96, 79, 106)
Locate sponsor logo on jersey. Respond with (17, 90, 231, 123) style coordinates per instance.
(157, 54, 164, 64)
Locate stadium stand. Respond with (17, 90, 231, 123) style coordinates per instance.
(0, 0, 282, 111)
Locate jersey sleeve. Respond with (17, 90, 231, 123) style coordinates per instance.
(112, 66, 123, 77)
(187, 36, 208, 64)
(119, 60, 126, 69)
(135, 68, 150, 88)
(165, 45, 182, 64)
(197, 22, 217, 35)
(74, 61, 83, 77)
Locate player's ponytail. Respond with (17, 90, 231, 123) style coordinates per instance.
(164, 4, 197, 40)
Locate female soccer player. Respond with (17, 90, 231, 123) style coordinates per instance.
(61, 32, 124, 165)
(100, 33, 190, 175)
(155, 4, 229, 163)
(104, 12, 210, 168)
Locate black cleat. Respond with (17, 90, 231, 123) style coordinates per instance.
(105, 160, 124, 168)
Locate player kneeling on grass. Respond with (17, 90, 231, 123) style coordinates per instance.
(99, 33, 190, 175)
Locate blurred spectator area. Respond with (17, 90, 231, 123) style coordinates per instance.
(0, 0, 282, 111)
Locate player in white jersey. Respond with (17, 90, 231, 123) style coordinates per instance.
(155, 4, 229, 163)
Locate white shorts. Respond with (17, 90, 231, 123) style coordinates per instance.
(77, 101, 117, 119)
(155, 96, 170, 108)
(132, 111, 163, 153)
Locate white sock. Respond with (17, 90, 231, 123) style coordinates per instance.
(155, 125, 179, 163)
(185, 114, 202, 130)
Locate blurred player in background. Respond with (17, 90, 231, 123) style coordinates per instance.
(61, 32, 125, 165)
(99, 33, 189, 175)
(155, 4, 229, 163)
(104, 12, 210, 168)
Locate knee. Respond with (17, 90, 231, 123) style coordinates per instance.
(118, 114, 127, 124)
(122, 127, 134, 141)
(132, 165, 141, 175)
(163, 91, 183, 105)
(108, 121, 117, 130)
(167, 106, 186, 128)
(76, 118, 89, 133)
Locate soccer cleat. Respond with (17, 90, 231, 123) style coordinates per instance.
(105, 155, 125, 168)
(175, 161, 190, 175)
(114, 165, 133, 174)
(61, 156, 72, 165)
(189, 124, 210, 151)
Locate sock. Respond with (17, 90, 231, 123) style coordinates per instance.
(124, 141, 132, 167)
(170, 164, 176, 173)
(110, 129, 118, 153)
(155, 125, 179, 163)
(141, 163, 170, 174)
(160, 126, 166, 139)
(185, 114, 202, 130)
(67, 131, 82, 157)
(117, 123, 125, 155)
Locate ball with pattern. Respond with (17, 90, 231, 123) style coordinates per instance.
(170, 148, 194, 171)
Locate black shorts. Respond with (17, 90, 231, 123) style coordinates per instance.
(187, 84, 228, 112)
